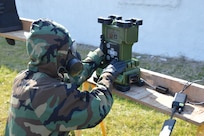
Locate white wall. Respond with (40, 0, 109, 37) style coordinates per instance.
(16, 0, 204, 61)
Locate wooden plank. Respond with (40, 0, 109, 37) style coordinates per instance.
(0, 18, 33, 42)
(20, 18, 33, 32)
(113, 85, 204, 126)
(0, 30, 28, 42)
(140, 68, 204, 103)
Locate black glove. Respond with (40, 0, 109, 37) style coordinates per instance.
(0, 3, 4, 14)
(99, 35, 107, 54)
(102, 59, 126, 79)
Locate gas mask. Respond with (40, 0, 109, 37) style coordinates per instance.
(59, 41, 83, 77)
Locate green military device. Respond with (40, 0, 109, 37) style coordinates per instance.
(96, 15, 143, 91)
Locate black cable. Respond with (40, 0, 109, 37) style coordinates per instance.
(179, 79, 203, 93)
(170, 106, 177, 119)
(178, 79, 204, 106)
(187, 101, 204, 105)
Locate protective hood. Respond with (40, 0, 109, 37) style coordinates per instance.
(26, 19, 73, 78)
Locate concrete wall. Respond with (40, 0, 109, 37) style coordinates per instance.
(16, 0, 204, 61)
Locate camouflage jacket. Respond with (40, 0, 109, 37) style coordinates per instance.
(5, 65, 114, 136)
(5, 19, 114, 136)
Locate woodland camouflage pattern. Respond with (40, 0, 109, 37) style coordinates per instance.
(5, 19, 114, 136)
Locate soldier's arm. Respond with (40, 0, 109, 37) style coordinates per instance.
(32, 72, 114, 132)
(71, 48, 105, 86)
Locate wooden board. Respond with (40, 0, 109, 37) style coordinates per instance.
(141, 68, 204, 103)
(0, 30, 28, 42)
(20, 18, 33, 32)
(113, 85, 204, 126)
(0, 18, 33, 42)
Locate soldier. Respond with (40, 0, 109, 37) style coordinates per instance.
(5, 19, 126, 136)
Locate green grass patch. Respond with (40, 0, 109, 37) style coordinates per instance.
(0, 37, 199, 135)
(0, 66, 18, 134)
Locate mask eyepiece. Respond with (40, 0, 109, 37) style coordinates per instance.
(66, 57, 83, 76)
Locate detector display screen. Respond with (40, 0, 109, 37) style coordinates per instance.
(107, 28, 119, 41)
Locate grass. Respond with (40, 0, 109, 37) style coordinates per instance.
(0, 37, 201, 135)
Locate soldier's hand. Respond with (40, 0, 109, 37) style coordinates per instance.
(102, 59, 126, 79)
(0, 3, 4, 14)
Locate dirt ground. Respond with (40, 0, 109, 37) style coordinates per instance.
(77, 44, 204, 84)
